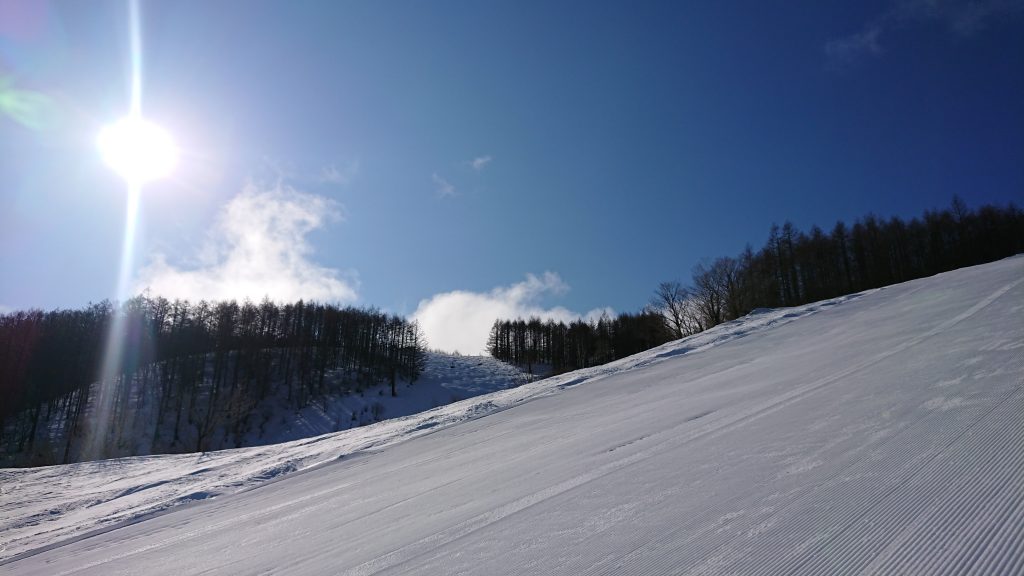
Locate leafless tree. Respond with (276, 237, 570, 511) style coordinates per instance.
(650, 281, 689, 340)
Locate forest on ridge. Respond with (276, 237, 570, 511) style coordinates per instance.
(488, 198, 1024, 373)
(0, 298, 426, 466)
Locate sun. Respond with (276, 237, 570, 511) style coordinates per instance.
(97, 116, 178, 185)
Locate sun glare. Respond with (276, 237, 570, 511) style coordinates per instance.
(97, 116, 178, 185)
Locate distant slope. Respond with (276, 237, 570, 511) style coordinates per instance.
(235, 351, 532, 446)
(2, 256, 1022, 574)
(1, 351, 528, 467)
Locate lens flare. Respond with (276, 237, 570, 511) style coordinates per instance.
(83, 0, 174, 461)
(0, 79, 59, 131)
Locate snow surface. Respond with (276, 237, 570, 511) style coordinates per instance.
(2, 256, 1023, 574)
(237, 351, 533, 446)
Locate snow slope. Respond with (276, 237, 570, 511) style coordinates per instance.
(2, 256, 1022, 574)
(235, 351, 533, 446)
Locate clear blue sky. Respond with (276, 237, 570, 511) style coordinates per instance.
(1, 1, 1022, 351)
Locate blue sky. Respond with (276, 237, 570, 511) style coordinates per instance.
(1, 0, 1022, 352)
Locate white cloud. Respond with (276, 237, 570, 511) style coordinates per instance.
(825, 0, 1024, 65)
(135, 183, 358, 304)
(470, 155, 493, 171)
(432, 173, 456, 198)
(412, 272, 613, 355)
(318, 160, 359, 186)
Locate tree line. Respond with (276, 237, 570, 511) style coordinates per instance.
(489, 198, 1022, 374)
(0, 296, 426, 466)
(486, 311, 672, 374)
(654, 197, 1024, 338)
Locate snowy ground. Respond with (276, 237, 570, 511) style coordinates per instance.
(241, 351, 533, 445)
(2, 256, 1022, 574)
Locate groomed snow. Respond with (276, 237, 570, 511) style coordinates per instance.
(2, 256, 1022, 574)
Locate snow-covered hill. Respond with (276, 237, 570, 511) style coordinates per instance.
(2, 346, 531, 467)
(232, 351, 533, 446)
(2, 256, 1022, 574)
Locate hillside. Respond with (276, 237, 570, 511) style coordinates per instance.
(207, 351, 533, 448)
(0, 348, 528, 467)
(2, 256, 1022, 574)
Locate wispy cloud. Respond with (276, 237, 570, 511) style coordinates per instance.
(432, 172, 456, 198)
(825, 0, 1024, 65)
(412, 272, 613, 355)
(826, 23, 884, 64)
(470, 155, 493, 171)
(318, 160, 360, 186)
(258, 156, 298, 183)
(944, 0, 1024, 34)
(136, 183, 358, 304)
